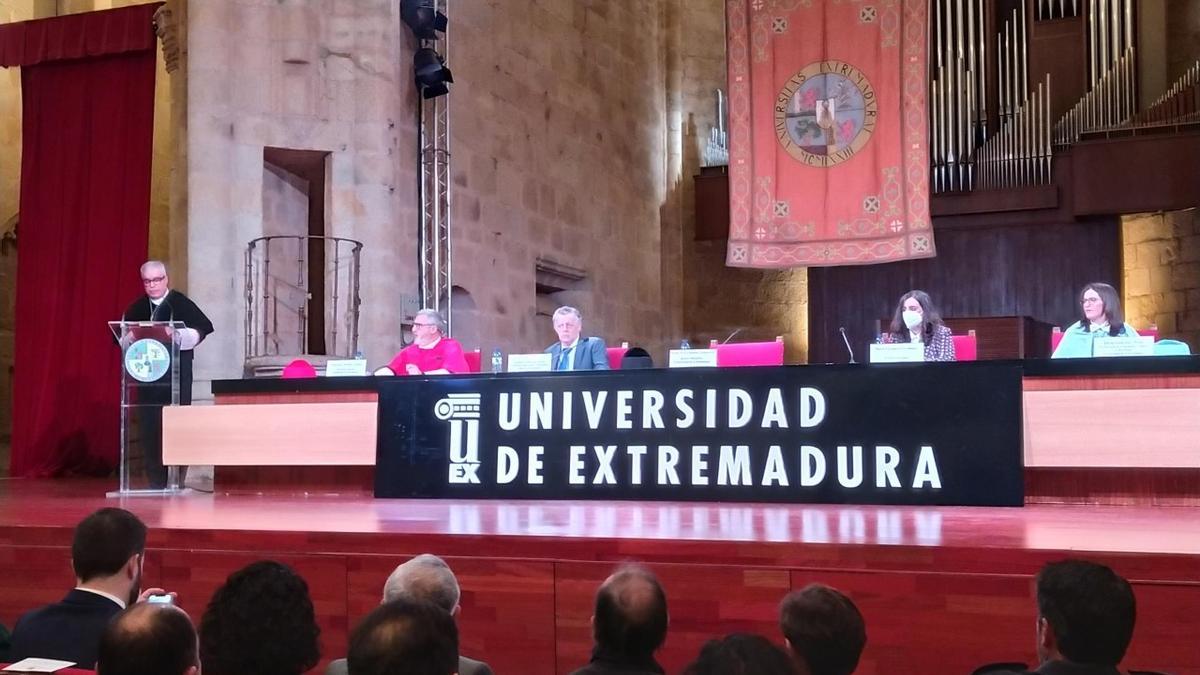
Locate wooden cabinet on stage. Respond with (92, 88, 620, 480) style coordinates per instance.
(943, 315, 1055, 360)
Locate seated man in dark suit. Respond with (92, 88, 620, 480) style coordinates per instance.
(327, 554, 493, 675)
(570, 564, 668, 675)
(545, 306, 609, 371)
(779, 583, 866, 675)
(8, 508, 169, 668)
(348, 599, 458, 675)
(97, 603, 199, 675)
(974, 559, 1138, 675)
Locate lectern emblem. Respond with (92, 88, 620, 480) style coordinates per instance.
(124, 338, 170, 383)
(435, 393, 482, 484)
(775, 60, 878, 167)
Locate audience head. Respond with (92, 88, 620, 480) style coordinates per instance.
(411, 308, 447, 345)
(682, 633, 795, 675)
(889, 289, 943, 336)
(199, 560, 321, 675)
(592, 563, 669, 662)
(348, 599, 458, 675)
(1077, 282, 1124, 334)
(779, 583, 866, 675)
(97, 603, 198, 675)
(72, 507, 148, 604)
(382, 554, 460, 614)
(553, 306, 584, 346)
(1035, 559, 1135, 666)
(140, 260, 170, 299)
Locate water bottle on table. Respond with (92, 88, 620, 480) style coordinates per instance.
(491, 348, 503, 373)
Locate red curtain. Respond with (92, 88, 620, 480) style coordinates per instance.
(3, 4, 159, 477)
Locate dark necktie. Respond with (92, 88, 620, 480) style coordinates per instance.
(557, 347, 573, 371)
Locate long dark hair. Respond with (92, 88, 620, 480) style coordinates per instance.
(889, 290, 943, 339)
(1077, 282, 1125, 335)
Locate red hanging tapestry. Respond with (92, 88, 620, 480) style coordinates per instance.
(726, 0, 934, 268)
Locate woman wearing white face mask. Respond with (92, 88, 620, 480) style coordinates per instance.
(881, 290, 956, 361)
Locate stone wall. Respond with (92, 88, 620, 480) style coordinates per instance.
(677, 0, 809, 361)
(445, 0, 680, 358)
(1122, 208, 1200, 348)
(185, 0, 416, 392)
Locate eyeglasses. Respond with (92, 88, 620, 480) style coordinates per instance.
(411, 322, 437, 329)
(142, 276, 166, 285)
(1080, 297, 1103, 305)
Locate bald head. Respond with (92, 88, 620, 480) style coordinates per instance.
(593, 564, 668, 660)
(382, 554, 460, 614)
(98, 603, 198, 675)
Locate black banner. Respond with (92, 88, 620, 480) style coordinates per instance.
(375, 363, 1024, 506)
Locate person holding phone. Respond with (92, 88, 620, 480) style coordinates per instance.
(7, 508, 177, 668)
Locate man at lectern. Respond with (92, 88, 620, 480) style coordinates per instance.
(122, 260, 214, 488)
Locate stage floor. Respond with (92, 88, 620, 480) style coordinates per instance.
(0, 479, 1196, 674)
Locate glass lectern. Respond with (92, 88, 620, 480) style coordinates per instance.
(108, 320, 185, 495)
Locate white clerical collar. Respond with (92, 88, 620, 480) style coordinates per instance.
(1089, 321, 1110, 333)
(74, 586, 127, 609)
(418, 336, 442, 350)
(150, 291, 169, 307)
(909, 329, 922, 342)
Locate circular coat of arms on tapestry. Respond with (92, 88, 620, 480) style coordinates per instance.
(775, 60, 878, 167)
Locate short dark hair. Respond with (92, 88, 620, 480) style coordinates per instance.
(98, 604, 197, 675)
(1036, 559, 1135, 665)
(779, 584, 866, 675)
(348, 599, 458, 675)
(593, 564, 668, 661)
(199, 560, 321, 675)
(72, 508, 147, 582)
(682, 633, 794, 675)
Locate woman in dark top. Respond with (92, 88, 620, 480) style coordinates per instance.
(881, 289, 956, 361)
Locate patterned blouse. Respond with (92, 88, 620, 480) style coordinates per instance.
(883, 324, 957, 362)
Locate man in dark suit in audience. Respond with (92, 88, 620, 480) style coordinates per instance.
(570, 564, 668, 675)
(348, 599, 458, 675)
(327, 554, 493, 675)
(779, 583, 866, 675)
(97, 603, 199, 675)
(974, 559, 1138, 675)
(545, 306, 610, 371)
(8, 508, 170, 668)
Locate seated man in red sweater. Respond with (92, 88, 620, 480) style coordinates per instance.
(378, 309, 468, 376)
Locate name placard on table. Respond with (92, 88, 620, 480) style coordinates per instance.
(668, 348, 718, 368)
(1092, 336, 1155, 358)
(507, 353, 553, 373)
(869, 343, 924, 363)
(325, 359, 368, 377)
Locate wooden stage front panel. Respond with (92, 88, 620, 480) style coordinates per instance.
(0, 481, 1197, 675)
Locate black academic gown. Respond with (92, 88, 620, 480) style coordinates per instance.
(121, 290, 214, 405)
(121, 290, 213, 487)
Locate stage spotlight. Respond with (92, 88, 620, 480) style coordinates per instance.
(401, 0, 447, 40)
(414, 47, 453, 99)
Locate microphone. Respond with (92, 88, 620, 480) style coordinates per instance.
(839, 327, 856, 364)
(720, 328, 743, 345)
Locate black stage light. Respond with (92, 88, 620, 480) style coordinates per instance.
(413, 47, 453, 98)
(401, 0, 448, 40)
